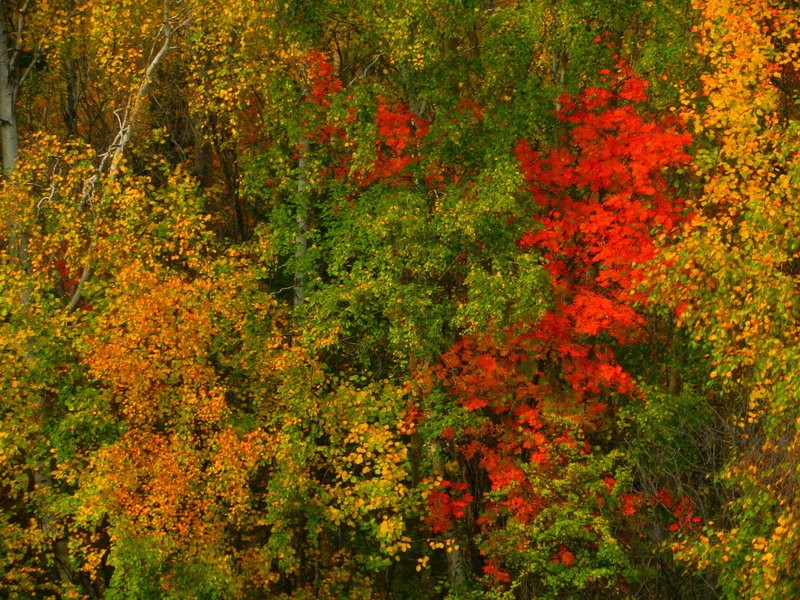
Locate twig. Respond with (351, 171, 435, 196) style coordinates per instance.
(65, 1, 179, 313)
(348, 52, 385, 87)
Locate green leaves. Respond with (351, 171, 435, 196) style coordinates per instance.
(2, 0, 794, 597)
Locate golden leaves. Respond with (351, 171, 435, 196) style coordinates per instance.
(661, 2, 800, 595)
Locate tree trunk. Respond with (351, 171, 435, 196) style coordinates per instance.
(0, 1, 19, 176)
(430, 442, 467, 589)
(294, 136, 309, 307)
(1, 2, 78, 589)
(0, 0, 25, 279)
(61, 0, 81, 138)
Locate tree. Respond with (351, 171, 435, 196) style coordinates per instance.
(422, 66, 693, 598)
(0, 0, 771, 597)
(658, 1, 800, 597)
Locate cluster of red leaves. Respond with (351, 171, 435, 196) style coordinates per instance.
(432, 331, 592, 536)
(656, 488, 702, 532)
(358, 97, 429, 185)
(427, 67, 693, 585)
(482, 557, 511, 583)
(432, 320, 619, 565)
(426, 480, 473, 534)
(551, 545, 576, 566)
(302, 53, 347, 144)
(303, 76, 432, 188)
(295, 53, 352, 182)
(305, 51, 343, 106)
(515, 66, 691, 399)
(602, 476, 644, 517)
(621, 492, 642, 517)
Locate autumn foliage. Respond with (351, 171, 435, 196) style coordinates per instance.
(427, 70, 692, 593)
(1, 1, 799, 599)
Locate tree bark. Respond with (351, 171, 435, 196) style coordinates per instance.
(61, 0, 81, 138)
(0, 0, 25, 276)
(0, 1, 19, 177)
(1, 1, 78, 590)
(294, 136, 309, 307)
(430, 442, 467, 589)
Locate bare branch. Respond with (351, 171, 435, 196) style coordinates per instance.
(66, 1, 183, 312)
(13, 34, 45, 101)
(8, 0, 32, 72)
(348, 52, 385, 87)
(65, 262, 91, 313)
(107, 11, 174, 178)
(35, 158, 60, 216)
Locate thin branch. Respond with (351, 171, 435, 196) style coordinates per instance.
(8, 0, 32, 72)
(108, 11, 174, 177)
(36, 158, 60, 216)
(66, 2, 179, 313)
(348, 52, 385, 87)
(65, 261, 91, 313)
(13, 35, 45, 101)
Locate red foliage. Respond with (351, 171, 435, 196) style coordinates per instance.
(458, 97, 484, 121)
(621, 492, 641, 517)
(514, 67, 691, 400)
(305, 51, 343, 106)
(358, 97, 429, 185)
(483, 558, 511, 582)
(656, 488, 701, 532)
(320, 94, 431, 189)
(554, 546, 575, 566)
(426, 480, 473, 533)
(427, 66, 692, 585)
(434, 329, 586, 552)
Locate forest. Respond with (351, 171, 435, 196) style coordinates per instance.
(1, 0, 799, 598)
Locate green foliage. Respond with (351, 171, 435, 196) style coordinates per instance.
(2, 0, 794, 598)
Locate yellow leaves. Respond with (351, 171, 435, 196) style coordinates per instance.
(85, 0, 164, 96)
(415, 555, 430, 572)
(377, 515, 411, 557)
(670, 4, 800, 594)
(285, 380, 419, 563)
(752, 536, 768, 551)
(326, 506, 345, 526)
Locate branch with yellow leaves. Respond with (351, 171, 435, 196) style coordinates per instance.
(66, 0, 189, 313)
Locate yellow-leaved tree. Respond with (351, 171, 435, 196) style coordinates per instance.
(659, 0, 800, 597)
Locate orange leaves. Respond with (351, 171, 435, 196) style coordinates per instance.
(81, 423, 266, 597)
(667, 14, 800, 595)
(438, 333, 533, 413)
(569, 291, 639, 338)
(669, 0, 800, 357)
(87, 268, 221, 427)
(99, 431, 206, 536)
(69, 220, 294, 593)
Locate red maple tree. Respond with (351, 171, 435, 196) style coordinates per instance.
(429, 65, 692, 587)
